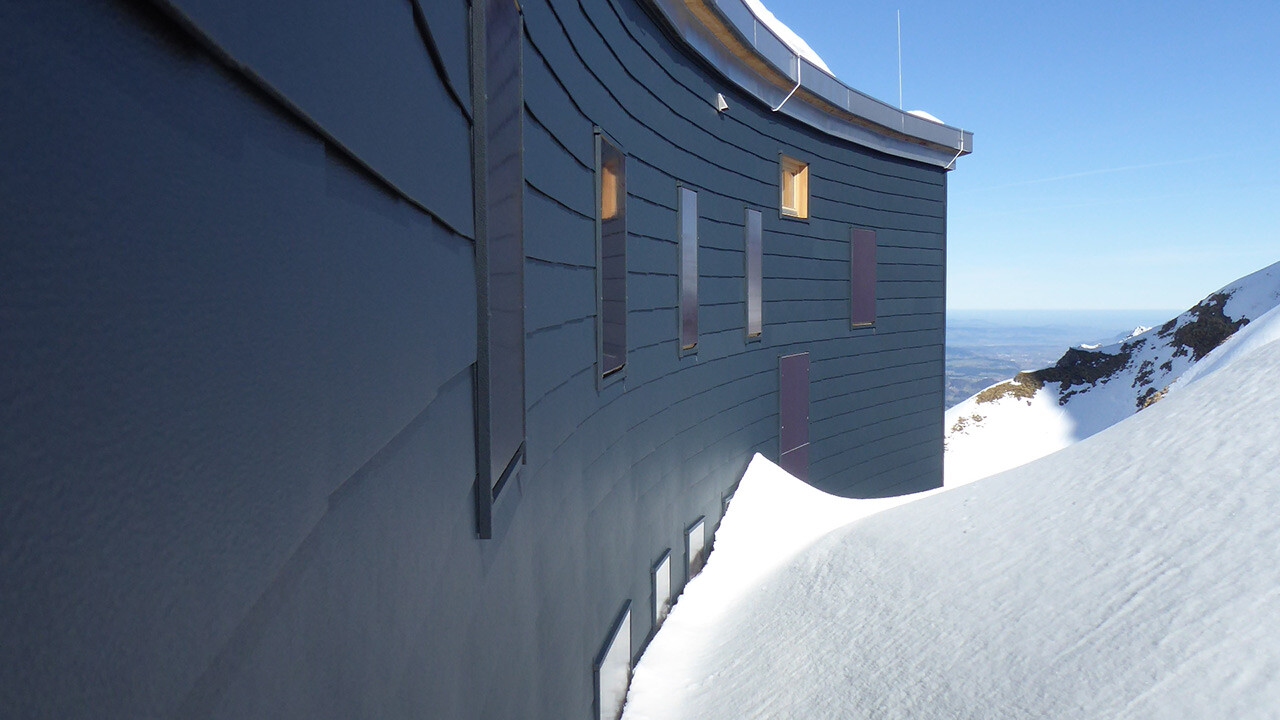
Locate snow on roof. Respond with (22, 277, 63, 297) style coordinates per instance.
(742, 0, 833, 74)
(625, 333, 1280, 719)
(907, 109, 945, 124)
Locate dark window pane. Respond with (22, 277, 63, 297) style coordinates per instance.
(745, 209, 762, 337)
(851, 227, 876, 326)
(779, 352, 810, 482)
(678, 186, 698, 350)
(484, 0, 524, 493)
(599, 137, 626, 376)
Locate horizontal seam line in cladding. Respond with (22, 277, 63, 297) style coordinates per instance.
(811, 359, 938, 391)
(813, 425, 940, 470)
(595, 0, 945, 190)
(821, 439, 940, 487)
(526, 314, 592, 339)
(630, 233, 679, 246)
(534, 2, 768, 193)
(531, 343, 772, 476)
(818, 174, 946, 202)
(677, 415, 777, 488)
(811, 391, 942, 436)
(525, 178, 594, 221)
(819, 417, 942, 461)
(523, 27, 596, 132)
(144, 0, 471, 241)
(626, 385, 775, 475)
(813, 425, 939, 471)
(821, 463, 938, 497)
(630, 192, 676, 213)
(630, 390, 773, 467)
(527, 255, 593, 271)
(810, 208, 944, 224)
(547, 366, 746, 487)
(525, 104, 594, 172)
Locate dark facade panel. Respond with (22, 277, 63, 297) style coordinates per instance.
(0, 0, 956, 718)
(851, 227, 878, 326)
(157, 0, 475, 235)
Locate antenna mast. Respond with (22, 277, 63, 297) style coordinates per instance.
(896, 10, 903, 109)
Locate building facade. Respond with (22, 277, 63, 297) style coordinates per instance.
(0, 0, 969, 718)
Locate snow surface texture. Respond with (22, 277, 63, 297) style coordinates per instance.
(907, 109, 944, 124)
(945, 259, 1280, 485)
(743, 0, 833, 74)
(624, 333, 1280, 719)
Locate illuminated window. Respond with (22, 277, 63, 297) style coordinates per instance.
(597, 133, 627, 378)
(779, 154, 808, 219)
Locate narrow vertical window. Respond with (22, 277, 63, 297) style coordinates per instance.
(594, 602, 632, 720)
(779, 154, 809, 219)
(473, 0, 524, 538)
(685, 517, 707, 579)
(652, 550, 672, 629)
(850, 227, 877, 327)
(779, 352, 810, 482)
(678, 186, 698, 351)
(597, 133, 627, 378)
(745, 208, 762, 338)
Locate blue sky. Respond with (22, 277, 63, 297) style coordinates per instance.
(762, 0, 1280, 310)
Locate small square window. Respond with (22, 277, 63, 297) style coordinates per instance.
(779, 154, 808, 219)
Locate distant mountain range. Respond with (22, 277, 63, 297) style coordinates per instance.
(946, 260, 1280, 484)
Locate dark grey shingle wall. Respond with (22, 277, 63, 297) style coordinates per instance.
(0, 0, 946, 718)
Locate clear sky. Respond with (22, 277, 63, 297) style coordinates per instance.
(760, 0, 1280, 310)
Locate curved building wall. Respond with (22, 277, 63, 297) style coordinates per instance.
(0, 1, 949, 719)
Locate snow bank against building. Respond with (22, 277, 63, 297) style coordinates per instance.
(625, 336, 1280, 718)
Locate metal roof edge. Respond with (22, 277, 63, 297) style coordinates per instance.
(644, 0, 973, 169)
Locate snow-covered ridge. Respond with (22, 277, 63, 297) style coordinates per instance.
(946, 259, 1280, 485)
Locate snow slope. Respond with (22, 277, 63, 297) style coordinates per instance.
(624, 333, 1280, 719)
(946, 260, 1280, 484)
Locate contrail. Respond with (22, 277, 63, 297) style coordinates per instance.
(971, 154, 1231, 192)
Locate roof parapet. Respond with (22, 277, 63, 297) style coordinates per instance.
(647, 0, 973, 169)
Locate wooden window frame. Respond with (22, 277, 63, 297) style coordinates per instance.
(779, 154, 809, 219)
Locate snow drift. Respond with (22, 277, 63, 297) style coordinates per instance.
(624, 322, 1280, 719)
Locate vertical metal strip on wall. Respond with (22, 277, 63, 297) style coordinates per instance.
(474, 0, 526, 538)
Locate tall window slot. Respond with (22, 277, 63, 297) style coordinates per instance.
(745, 209, 762, 338)
(850, 227, 877, 327)
(597, 133, 627, 378)
(473, 0, 524, 538)
(678, 186, 698, 351)
(594, 602, 632, 720)
(779, 154, 809, 219)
